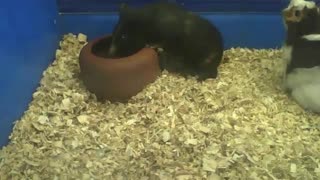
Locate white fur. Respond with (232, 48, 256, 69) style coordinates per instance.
(291, 83, 320, 113)
(280, 45, 293, 86)
(285, 66, 320, 113)
(282, 45, 293, 65)
(285, 0, 316, 10)
(303, 34, 320, 41)
(285, 66, 320, 89)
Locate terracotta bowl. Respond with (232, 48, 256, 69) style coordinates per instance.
(79, 35, 161, 103)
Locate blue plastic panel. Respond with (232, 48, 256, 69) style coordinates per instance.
(0, 0, 59, 147)
(58, 13, 285, 49)
(56, 0, 308, 13)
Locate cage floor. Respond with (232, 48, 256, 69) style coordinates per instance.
(0, 34, 319, 179)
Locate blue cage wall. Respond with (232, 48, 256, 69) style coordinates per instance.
(56, 0, 292, 13)
(56, 0, 303, 49)
(1, 0, 317, 147)
(0, 0, 59, 147)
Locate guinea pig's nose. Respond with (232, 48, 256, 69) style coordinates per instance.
(282, 8, 291, 18)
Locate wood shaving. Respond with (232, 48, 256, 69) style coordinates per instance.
(0, 33, 320, 179)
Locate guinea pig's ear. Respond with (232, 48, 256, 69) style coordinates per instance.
(120, 3, 128, 12)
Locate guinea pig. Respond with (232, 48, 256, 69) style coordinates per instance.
(281, 0, 320, 113)
(108, 2, 224, 81)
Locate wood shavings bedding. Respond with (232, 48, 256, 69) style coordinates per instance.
(0, 33, 319, 180)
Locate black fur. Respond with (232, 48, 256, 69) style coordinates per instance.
(108, 2, 224, 81)
(287, 39, 320, 74)
(284, 5, 320, 74)
(285, 7, 320, 45)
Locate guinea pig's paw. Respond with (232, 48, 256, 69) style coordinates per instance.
(197, 71, 218, 81)
(154, 48, 164, 53)
(145, 44, 157, 49)
(280, 78, 289, 92)
(145, 44, 164, 53)
(281, 45, 292, 64)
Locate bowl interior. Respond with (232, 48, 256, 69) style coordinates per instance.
(91, 35, 149, 59)
(91, 36, 113, 58)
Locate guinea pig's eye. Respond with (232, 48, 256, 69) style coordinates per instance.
(294, 10, 301, 17)
(121, 34, 127, 39)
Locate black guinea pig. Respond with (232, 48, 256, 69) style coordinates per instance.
(281, 0, 320, 113)
(108, 2, 224, 81)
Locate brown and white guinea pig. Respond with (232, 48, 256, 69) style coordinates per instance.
(108, 2, 224, 81)
(281, 0, 320, 113)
